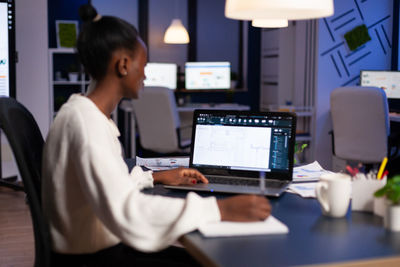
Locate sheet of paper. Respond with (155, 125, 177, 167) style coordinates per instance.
(287, 182, 317, 198)
(293, 161, 333, 182)
(136, 156, 189, 171)
(198, 215, 288, 237)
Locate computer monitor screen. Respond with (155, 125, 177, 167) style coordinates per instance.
(0, 0, 15, 97)
(143, 63, 177, 90)
(360, 70, 400, 99)
(185, 61, 231, 90)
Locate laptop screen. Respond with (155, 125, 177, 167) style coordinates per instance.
(190, 110, 296, 180)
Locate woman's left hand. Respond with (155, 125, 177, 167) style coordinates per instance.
(153, 168, 208, 185)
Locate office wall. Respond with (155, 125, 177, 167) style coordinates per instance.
(196, 0, 240, 74)
(148, 0, 188, 69)
(315, 0, 393, 168)
(92, 0, 138, 27)
(16, 0, 49, 136)
(48, 0, 138, 48)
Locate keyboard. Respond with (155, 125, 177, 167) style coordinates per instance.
(207, 175, 286, 188)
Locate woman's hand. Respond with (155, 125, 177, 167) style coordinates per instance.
(217, 195, 271, 222)
(153, 168, 209, 186)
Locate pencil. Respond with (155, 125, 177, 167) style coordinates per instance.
(377, 157, 388, 180)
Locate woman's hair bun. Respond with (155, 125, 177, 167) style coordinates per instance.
(79, 4, 98, 23)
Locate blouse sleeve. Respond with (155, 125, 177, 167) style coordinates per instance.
(72, 114, 221, 252)
(129, 166, 154, 189)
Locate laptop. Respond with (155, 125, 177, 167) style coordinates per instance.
(165, 110, 297, 197)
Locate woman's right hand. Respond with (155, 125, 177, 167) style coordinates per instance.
(217, 195, 271, 222)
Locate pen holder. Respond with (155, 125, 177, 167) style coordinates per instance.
(351, 175, 387, 213)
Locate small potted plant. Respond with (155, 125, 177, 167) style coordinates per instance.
(67, 64, 80, 82)
(374, 175, 400, 231)
(294, 143, 308, 165)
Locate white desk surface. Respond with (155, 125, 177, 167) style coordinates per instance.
(389, 112, 400, 122)
(177, 103, 250, 112)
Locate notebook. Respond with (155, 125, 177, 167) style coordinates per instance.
(165, 110, 297, 197)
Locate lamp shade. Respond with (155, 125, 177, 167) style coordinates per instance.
(164, 19, 190, 44)
(252, 19, 288, 28)
(225, 0, 334, 20)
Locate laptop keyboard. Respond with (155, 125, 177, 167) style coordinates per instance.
(207, 175, 286, 188)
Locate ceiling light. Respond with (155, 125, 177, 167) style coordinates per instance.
(164, 19, 190, 44)
(225, 0, 334, 20)
(252, 19, 289, 28)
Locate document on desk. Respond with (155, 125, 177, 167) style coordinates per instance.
(198, 215, 288, 237)
(287, 182, 317, 198)
(136, 156, 189, 171)
(293, 161, 333, 182)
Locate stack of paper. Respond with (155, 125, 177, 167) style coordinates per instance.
(292, 161, 333, 182)
(287, 182, 317, 198)
(198, 216, 289, 237)
(136, 156, 189, 171)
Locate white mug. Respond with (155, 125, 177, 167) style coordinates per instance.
(315, 173, 351, 218)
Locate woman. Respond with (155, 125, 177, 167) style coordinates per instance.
(42, 4, 271, 266)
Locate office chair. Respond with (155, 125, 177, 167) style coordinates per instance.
(132, 87, 191, 156)
(330, 86, 396, 165)
(0, 97, 51, 267)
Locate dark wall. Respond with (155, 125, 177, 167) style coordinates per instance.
(48, 0, 87, 48)
(48, 0, 261, 110)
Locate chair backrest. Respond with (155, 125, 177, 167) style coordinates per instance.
(132, 87, 181, 153)
(0, 97, 51, 267)
(330, 86, 389, 163)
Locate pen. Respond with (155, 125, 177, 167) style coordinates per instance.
(377, 157, 388, 180)
(259, 171, 266, 195)
(346, 165, 359, 177)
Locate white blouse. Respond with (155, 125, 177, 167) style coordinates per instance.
(42, 94, 221, 254)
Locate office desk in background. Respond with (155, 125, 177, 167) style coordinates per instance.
(177, 103, 250, 112)
(390, 112, 400, 123)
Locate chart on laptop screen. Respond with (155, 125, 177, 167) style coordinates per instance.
(192, 125, 272, 171)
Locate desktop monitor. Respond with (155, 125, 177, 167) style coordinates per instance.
(360, 70, 400, 112)
(143, 63, 177, 90)
(185, 61, 231, 90)
(0, 0, 15, 97)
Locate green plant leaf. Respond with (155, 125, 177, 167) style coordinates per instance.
(374, 186, 388, 197)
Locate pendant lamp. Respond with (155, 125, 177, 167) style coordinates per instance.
(164, 19, 190, 44)
(225, 0, 334, 20)
(252, 19, 288, 28)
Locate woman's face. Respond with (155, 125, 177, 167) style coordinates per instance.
(123, 41, 147, 99)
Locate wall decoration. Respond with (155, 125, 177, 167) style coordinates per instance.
(319, 0, 392, 87)
(56, 20, 78, 48)
(344, 24, 371, 51)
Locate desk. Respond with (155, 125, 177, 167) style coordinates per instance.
(144, 185, 400, 267)
(179, 192, 400, 267)
(390, 112, 400, 123)
(177, 103, 250, 112)
(123, 159, 400, 267)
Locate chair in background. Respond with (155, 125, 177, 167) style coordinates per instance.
(132, 87, 191, 156)
(330, 86, 397, 166)
(0, 97, 51, 267)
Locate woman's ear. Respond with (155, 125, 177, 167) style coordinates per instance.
(116, 55, 129, 78)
